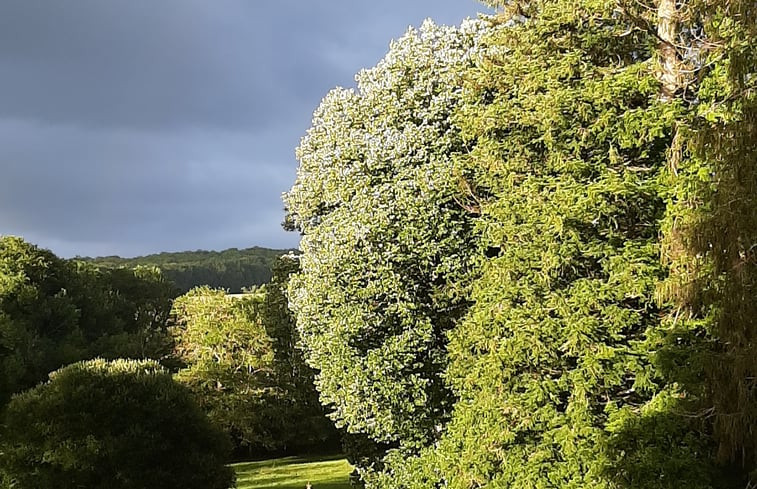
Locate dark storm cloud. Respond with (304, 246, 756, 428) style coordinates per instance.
(0, 0, 334, 130)
(0, 120, 290, 254)
(0, 1, 487, 257)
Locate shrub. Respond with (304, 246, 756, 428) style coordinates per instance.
(0, 358, 235, 489)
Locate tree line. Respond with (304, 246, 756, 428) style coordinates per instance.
(83, 246, 294, 293)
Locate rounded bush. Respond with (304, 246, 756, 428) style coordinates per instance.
(0, 358, 235, 489)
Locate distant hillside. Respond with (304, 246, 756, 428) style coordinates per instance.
(82, 247, 296, 293)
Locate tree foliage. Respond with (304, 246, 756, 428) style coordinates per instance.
(172, 287, 279, 451)
(285, 19, 486, 463)
(0, 236, 82, 406)
(652, 0, 757, 471)
(366, 3, 703, 486)
(0, 359, 234, 489)
(85, 246, 292, 293)
(0, 236, 175, 406)
(261, 255, 339, 452)
(171, 268, 337, 455)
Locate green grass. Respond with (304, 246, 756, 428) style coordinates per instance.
(232, 455, 353, 489)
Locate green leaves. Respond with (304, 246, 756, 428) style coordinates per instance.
(286, 20, 486, 464)
(0, 236, 176, 407)
(0, 359, 234, 489)
(172, 287, 279, 450)
(171, 270, 337, 454)
(285, 1, 757, 487)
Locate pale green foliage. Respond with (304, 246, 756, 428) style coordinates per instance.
(364, 1, 755, 487)
(285, 19, 486, 459)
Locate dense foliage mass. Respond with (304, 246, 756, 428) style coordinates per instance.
(85, 246, 293, 293)
(261, 255, 338, 453)
(395, 3, 708, 487)
(0, 359, 234, 489)
(0, 1, 753, 486)
(653, 0, 757, 469)
(289, 1, 757, 488)
(0, 236, 175, 406)
(172, 287, 280, 451)
(285, 19, 485, 465)
(172, 258, 336, 456)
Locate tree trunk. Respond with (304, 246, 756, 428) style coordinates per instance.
(657, 0, 679, 100)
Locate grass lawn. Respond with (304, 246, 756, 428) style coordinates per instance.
(232, 455, 353, 489)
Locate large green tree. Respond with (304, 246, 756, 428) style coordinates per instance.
(365, 3, 693, 486)
(171, 287, 279, 451)
(0, 236, 83, 406)
(0, 236, 176, 407)
(651, 0, 757, 475)
(285, 19, 486, 465)
(370, 1, 756, 488)
(72, 263, 176, 361)
(171, 275, 337, 455)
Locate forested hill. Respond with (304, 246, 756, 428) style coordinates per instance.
(81, 247, 295, 293)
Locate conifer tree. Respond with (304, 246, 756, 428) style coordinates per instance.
(654, 0, 757, 474)
(367, 0, 755, 487)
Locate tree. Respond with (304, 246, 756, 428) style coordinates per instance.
(0, 359, 234, 489)
(261, 254, 338, 452)
(368, 1, 756, 488)
(0, 236, 177, 407)
(0, 236, 83, 406)
(172, 274, 339, 455)
(71, 263, 177, 362)
(367, 2, 697, 485)
(650, 0, 757, 475)
(287, 2, 756, 487)
(285, 19, 486, 468)
(171, 287, 279, 452)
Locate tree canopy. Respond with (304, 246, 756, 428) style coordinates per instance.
(171, 258, 337, 455)
(172, 287, 280, 451)
(84, 246, 292, 293)
(0, 359, 234, 489)
(0, 236, 175, 406)
(285, 19, 486, 463)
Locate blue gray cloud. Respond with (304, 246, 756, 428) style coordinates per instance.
(0, 0, 488, 257)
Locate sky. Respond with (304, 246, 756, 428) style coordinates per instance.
(0, 1, 490, 258)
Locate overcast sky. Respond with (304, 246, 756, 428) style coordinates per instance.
(0, 1, 489, 258)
